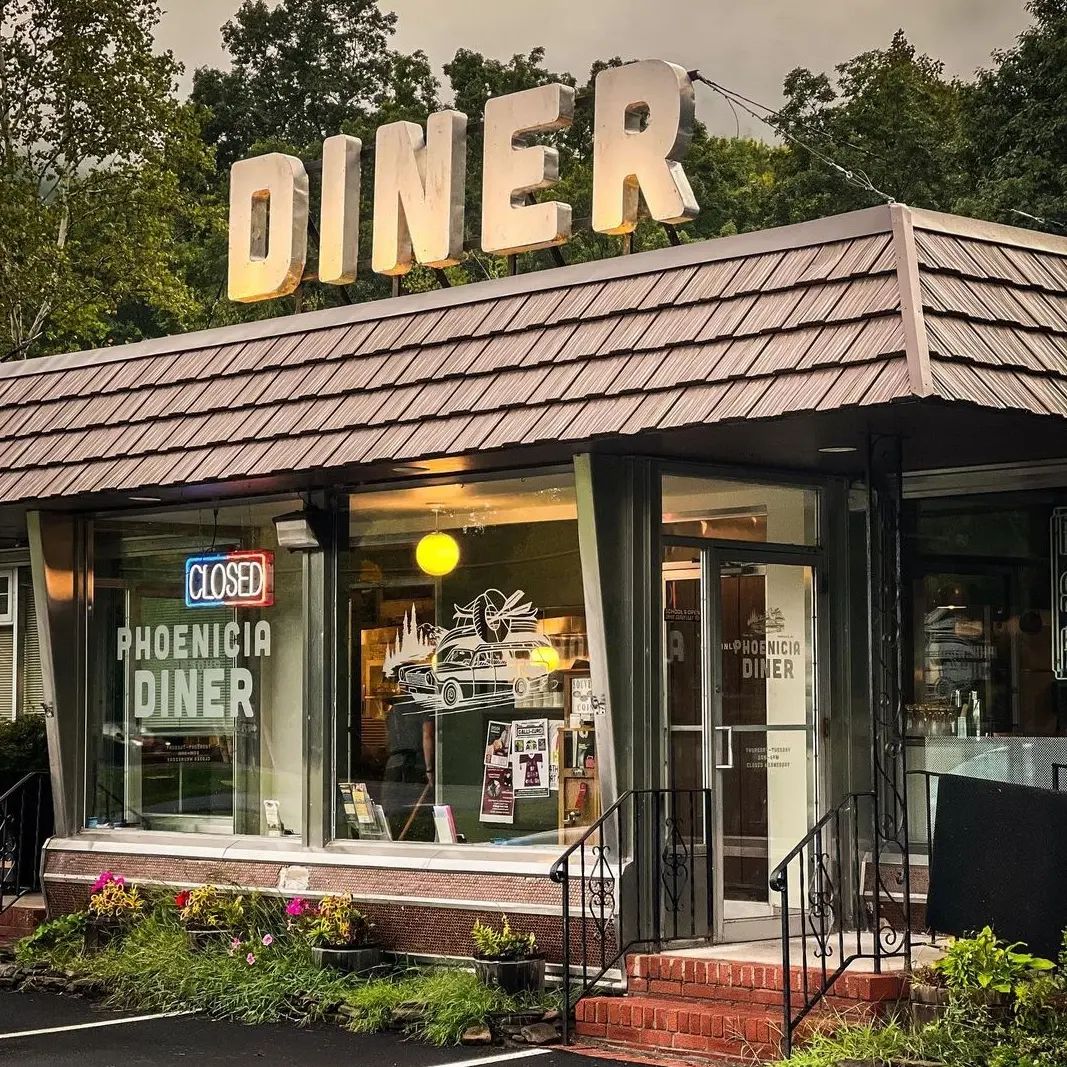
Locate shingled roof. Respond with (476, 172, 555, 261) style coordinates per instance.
(0, 203, 1064, 505)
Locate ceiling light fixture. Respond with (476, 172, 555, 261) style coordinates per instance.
(818, 446, 859, 455)
(416, 507, 460, 577)
(273, 507, 324, 551)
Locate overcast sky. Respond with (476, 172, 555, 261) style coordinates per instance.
(157, 0, 1032, 138)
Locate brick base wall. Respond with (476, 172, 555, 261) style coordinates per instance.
(43, 846, 616, 965)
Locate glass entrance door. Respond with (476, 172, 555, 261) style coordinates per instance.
(663, 544, 819, 942)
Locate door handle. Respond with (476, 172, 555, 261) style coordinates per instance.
(715, 726, 734, 770)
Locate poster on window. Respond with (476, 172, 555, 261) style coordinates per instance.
(484, 721, 512, 768)
(479, 765, 515, 824)
(549, 721, 562, 791)
(512, 718, 550, 797)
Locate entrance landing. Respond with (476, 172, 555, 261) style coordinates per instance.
(575, 940, 908, 1063)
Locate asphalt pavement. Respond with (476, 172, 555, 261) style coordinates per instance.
(0, 990, 626, 1067)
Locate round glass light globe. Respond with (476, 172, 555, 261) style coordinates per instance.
(416, 530, 460, 576)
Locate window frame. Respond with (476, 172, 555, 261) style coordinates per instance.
(0, 568, 15, 625)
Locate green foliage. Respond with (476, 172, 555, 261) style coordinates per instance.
(176, 885, 247, 930)
(285, 893, 374, 948)
(767, 29, 967, 224)
(0, 0, 213, 359)
(782, 930, 1067, 1067)
(959, 0, 1067, 231)
(19, 900, 556, 1045)
(0, 715, 47, 792)
(191, 0, 436, 169)
(933, 926, 1055, 996)
(342, 967, 558, 1045)
(471, 915, 537, 961)
(16, 911, 86, 961)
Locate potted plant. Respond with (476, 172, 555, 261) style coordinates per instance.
(85, 871, 143, 949)
(288, 894, 381, 975)
(911, 925, 1054, 1024)
(472, 914, 544, 994)
(176, 885, 246, 951)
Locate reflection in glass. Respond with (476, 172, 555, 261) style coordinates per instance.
(340, 473, 593, 848)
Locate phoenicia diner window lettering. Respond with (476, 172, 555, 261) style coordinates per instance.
(87, 502, 303, 837)
(228, 60, 698, 302)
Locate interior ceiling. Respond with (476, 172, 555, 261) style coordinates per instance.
(348, 472, 577, 536)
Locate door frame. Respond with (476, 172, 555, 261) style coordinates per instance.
(663, 535, 827, 943)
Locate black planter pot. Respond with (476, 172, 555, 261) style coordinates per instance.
(84, 919, 124, 952)
(311, 944, 382, 975)
(910, 982, 1012, 1026)
(474, 957, 546, 995)
(185, 927, 236, 953)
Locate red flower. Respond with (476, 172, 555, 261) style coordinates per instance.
(174, 890, 191, 909)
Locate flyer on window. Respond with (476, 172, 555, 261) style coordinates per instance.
(512, 718, 550, 797)
(483, 721, 512, 768)
(479, 765, 515, 824)
(548, 721, 562, 792)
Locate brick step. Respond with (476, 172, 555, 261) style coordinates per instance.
(0, 896, 46, 936)
(575, 994, 783, 1061)
(626, 953, 906, 1008)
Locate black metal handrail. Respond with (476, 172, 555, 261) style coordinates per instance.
(769, 791, 895, 1058)
(0, 771, 52, 915)
(550, 787, 714, 1043)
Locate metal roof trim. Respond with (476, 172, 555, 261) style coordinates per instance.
(909, 207, 1067, 258)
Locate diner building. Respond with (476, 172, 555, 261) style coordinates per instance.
(4, 202, 1067, 971)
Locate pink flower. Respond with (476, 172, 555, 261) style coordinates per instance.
(91, 871, 116, 893)
(246, 953, 256, 966)
(284, 897, 306, 917)
(230, 937, 241, 950)
(261, 934, 273, 947)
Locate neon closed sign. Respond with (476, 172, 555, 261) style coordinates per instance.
(185, 551, 274, 609)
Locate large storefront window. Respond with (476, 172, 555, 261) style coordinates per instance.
(338, 472, 592, 847)
(86, 502, 305, 836)
(904, 490, 1067, 847)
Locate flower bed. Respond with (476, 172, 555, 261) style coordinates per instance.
(8, 872, 560, 1047)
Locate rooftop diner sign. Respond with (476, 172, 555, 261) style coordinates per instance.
(228, 60, 699, 303)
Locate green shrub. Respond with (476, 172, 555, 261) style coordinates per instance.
(341, 967, 558, 1045)
(16, 912, 86, 962)
(0, 715, 47, 792)
(932, 926, 1054, 996)
(471, 914, 537, 960)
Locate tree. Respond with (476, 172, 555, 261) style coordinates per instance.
(191, 0, 438, 170)
(0, 0, 211, 359)
(765, 30, 967, 224)
(959, 0, 1067, 230)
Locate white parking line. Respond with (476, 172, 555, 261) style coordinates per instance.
(440, 1050, 551, 1067)
(0, 1010, 195, 1040)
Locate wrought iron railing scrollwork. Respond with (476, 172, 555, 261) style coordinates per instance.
(550, 787, 714, 1043)
(769, 790, 881, 1058)
(0, 771, 52, 914)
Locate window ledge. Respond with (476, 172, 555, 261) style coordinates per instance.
(47, 830, 568, 878)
